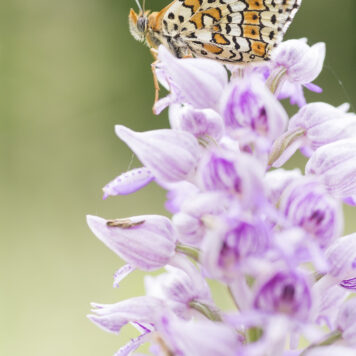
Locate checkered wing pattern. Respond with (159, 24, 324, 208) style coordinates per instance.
(162, 0, 302, 63)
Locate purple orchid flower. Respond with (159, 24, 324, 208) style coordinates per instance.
(87, 17, 356, 355)
(253, 269, 312, 322)
(306, 139, 356, 202)
(270, 39, 325, 107)
(221, 74, 288, 143)
(271, 102, 356, 167)
(278, 177, 343, 248)
(169, 104, 224, 141)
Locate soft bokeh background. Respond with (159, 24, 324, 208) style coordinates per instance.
(0, 1, 355, 355)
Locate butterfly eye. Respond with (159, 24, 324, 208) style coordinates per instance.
(137, 16, 148, 33)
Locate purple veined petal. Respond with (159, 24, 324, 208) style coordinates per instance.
(312, 276, 349, 329)
(271, 40, 325, 108)
(288, 102, 356, 153)
(306, 139, 356, 200)
(171, 190, 232, 246)
(169, 104, 224, 141)
(114, 331, 152, 356)
(168, 253, 211, 298)
(271, 39, 326, 84)
(88, 296, 165, 334)
(221, 74, 288, 142)
(271, 102, 356, 166)
(253, 270, 312, 322)
(154, 45, 228, 113)
(173, 190, 231, 246)
(115, 125, 200, 184)
(201, 214, 272, 283)
(113, 264, 135, 288)
(306, 117, 356, 152)
(154, 93, 175, 115)
(289, 42, 326, 83)
(340, 277, 356, 290)
(158, 315, 242, 356)
(336, 298, 356, 347)
(304, 83, 323, 93)
(103, 167, 154, 199)
(325, 233, 356, 280)
(278, 80, 308, 108)
(87, 215, 177, 271)
(197, 148, 266, 211)
(145, 256, 213, 319)
(279, 177, 343, 249)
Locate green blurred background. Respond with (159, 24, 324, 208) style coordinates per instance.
(0, 1, 355, 355)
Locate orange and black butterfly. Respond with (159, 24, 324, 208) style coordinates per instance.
(129, 0, 302, 63)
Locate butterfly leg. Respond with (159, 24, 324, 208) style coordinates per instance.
(150, 48, 158, 60)
(151, 60, 160, 106)
(149, 48, 161, 107)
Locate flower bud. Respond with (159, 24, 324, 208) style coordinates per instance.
(87, 215, 177, 271)
(271, 39, 325, 84)
(116, 125, 200, 184)
(154, 45, 228, 114)
(269, 39, 325, 107)
(270, 103, 356, 166)
(306, 139, 356, 200)
(325, 233, 356, 280)
(102, 167, 154, 199)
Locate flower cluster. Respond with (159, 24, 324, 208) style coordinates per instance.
(87, 39, 356, 356)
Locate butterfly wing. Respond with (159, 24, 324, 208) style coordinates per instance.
(161, 0, 302, 62)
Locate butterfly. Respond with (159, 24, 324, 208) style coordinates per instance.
(129, 0, 302, 63)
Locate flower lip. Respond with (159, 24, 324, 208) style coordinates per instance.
(253, 270, 312, 321)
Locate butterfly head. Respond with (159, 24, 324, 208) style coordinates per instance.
(129, 8, 150, 43)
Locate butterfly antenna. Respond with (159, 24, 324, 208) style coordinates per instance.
(142, 0, 146, 12)
(134, 0, 143, 13)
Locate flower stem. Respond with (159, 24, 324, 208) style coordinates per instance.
(267, 67, 287, 95)
(189, 300, 222, 321)
(175, 244, 200, 262)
